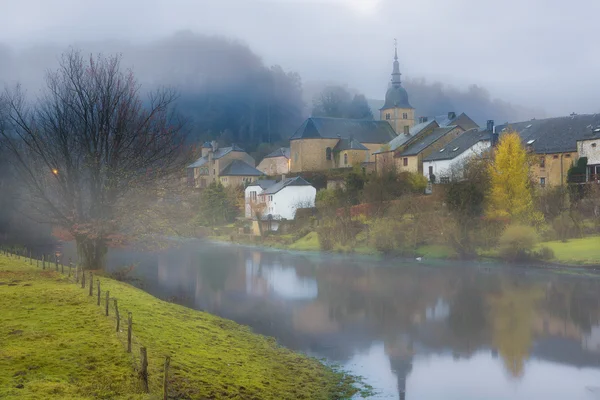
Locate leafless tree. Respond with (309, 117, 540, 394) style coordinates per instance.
(0, 50, 189, 269)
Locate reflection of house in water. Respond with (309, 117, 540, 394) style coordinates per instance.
(385, 335, 414, 400)
(583, 325, 600, 353)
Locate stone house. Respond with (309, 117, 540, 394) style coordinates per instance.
(576, 128, 600, 182)
(422, 122, 495, 183)
(289, 117, 396, 172)
(256, 147, 291, 176)
(496, 114, 600, 187)
(187, 142, 259, 188)
(219, 160, 263, 188)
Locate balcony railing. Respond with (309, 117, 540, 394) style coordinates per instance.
(568, 174, 600, 184)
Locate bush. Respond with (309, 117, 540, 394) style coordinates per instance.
(533, 246, 555, 261)
(370, 219, 398, 253)
(552, 212, 577, 242)
(498, 224, 539, 261)
(316, 225, 334, 251)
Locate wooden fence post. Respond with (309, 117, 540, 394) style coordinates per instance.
(114, 299, 120, 332)
(61, 259, 64, 274)
(140, 347, 149, 393)
(89, 272, 93, 296)
(55, 255, 58, 271)
(75, 264, 79, 283)
(127, 312, 133, 353)
(97, 280, 101, 305)
(68, 262, 72, 278)
(163, 356, 171, 400)
(36, 258, 39, 268)
(105, 291, 109, 316)
(29, 250, 32, 265)
(42, 255, 45, 270)
(81, 268, 85, 288)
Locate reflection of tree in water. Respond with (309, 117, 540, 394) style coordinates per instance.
(385, 336, 413, 400)
(487, 280, 544, 378)
(195, 250, 239, 292)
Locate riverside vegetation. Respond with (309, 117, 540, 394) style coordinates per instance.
(204, 132, 600, 267)
(0, 255, 366, 399)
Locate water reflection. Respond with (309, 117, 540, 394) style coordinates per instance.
(69, 240, 600, 399)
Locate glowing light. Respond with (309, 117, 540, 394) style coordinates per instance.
(52, 168, 59, 175)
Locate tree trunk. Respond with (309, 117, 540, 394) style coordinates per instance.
(76, 236, 107, 270)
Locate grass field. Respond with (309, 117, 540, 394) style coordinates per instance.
(0, 255, 362, 399)
(538, 236, 600, 265)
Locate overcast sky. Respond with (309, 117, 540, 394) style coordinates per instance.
(0, 0, 598, 117)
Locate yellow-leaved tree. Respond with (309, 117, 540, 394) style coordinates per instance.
(487, 131, 538, 223)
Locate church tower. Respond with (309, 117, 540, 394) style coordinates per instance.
(380, 41, 415, 135)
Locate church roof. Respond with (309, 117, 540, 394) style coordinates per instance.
(263, 147, 290, 159)
(289, 117, 397, 144)
(400, 126, 459, 157)
(496, 114, 600, 154)
(381, 85, 413, 110)
(333, 138, 368, 152)
(219, 160, 263, 177)
(423, 128, 492, 162)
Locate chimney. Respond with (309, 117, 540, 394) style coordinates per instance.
(486, 120, 494, 132)
(448, 112, 456, 120)
(211, 140, 218, 152)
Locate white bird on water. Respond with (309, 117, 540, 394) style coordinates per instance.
(416, 257, 423, 262)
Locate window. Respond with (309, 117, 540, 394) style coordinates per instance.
(403, 157, 408, 167)
(212, 159, 215, 165)
(404, 126, 410, 135)
(553, 155, 559, 159)
(344, 153, 348, 165)
(385, 113, 391, 120)
(251, 191, 257, 201)
(440, 177, 450, 184)
(592, 143, 597, 148)
(213, 169, 216, 175)
(326, 147, 332, 161)
(402, 113, 408, 119)
(540, 157, 545, 168)
(429, 166, 433, 176)
(565, 154, 571, 158)
(294, 152, 298, 162)
(540, 177, 546, 187)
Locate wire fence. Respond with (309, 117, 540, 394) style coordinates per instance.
(2, 246, 172, 399)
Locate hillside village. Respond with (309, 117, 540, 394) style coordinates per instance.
(186, 44, 600, 244)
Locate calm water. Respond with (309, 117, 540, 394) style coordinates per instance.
(61, 240, 600, 399)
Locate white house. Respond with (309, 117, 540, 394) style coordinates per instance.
(260, 177, 316, 220)
(244, 180, 276, 218)
(576, 128, 600, 182)
(422, 127, 493, 183)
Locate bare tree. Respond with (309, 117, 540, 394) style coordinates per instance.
(0, 50, 188, 269)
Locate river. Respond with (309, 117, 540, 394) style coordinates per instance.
(57, 239, 600, 399)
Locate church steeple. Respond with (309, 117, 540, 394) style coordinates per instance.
(391, 39, 402, 87)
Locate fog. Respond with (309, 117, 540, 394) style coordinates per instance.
(2, 0, 599, 118)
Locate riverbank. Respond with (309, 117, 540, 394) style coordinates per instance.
(210, 232, 600, 268)
(0, 255, 364, 399)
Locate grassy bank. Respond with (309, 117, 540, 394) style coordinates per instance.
(537, 236, 600, 266)
(0, 256, 363, 399)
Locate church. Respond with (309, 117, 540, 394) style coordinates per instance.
(289, 44, 476, 174)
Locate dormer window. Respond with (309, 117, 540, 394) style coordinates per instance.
(404, 126, 410, 135)
(385, 113, 391, 120)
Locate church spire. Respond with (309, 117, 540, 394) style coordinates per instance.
(391, 39, 402, 87)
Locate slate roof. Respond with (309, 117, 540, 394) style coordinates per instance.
(435, 113, 479, 131)
(399, 126, 459, 157)
(333, 138, 368, 152)
(186, 144, 249, 169)
(496, 114, 600, 154)
(381, 85, 413, 109)
(219, 160, 263, 177)
(247, 180, 277, 190)
(262, 176, 313, 195)
(187, 157, 208, 169)
(290, 117, 397, 144)
(263, 147, 290, 159)
(423, 128, 492, 162)
(202, 141, 212, 148)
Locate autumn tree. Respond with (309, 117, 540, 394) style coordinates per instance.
(487, 131, 537, 223)
(0, 50, 188, 270)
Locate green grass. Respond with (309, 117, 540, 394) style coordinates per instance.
(0, 256, 362, 399)
(288, 232, 320, 252)
(538, 236, 600, 265)
(415, 244, 458, 259)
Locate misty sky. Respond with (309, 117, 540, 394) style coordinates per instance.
(1, 0, 599, 117)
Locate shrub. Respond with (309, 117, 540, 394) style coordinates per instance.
(533, 246, 555, 261)
(370, 219, 398, 253)
(552, 212, 577, 242)
(316, 225, 335, 251)
(498, 224, 539, 261)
